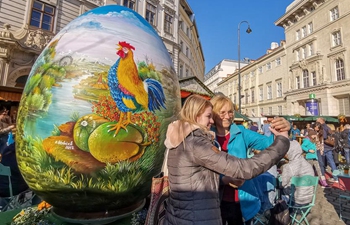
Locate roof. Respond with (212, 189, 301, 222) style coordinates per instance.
(179, 76, 214, 98)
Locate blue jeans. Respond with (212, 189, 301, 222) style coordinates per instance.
(344, 148, 350, 165)
(324, 150, 338, 181)
(324, 150, 337, 171)
(317, 150, 326, 176)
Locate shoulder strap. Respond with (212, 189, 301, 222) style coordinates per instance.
(162, 149, 169, 176)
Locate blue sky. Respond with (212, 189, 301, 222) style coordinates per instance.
(187, 0, 294, 74)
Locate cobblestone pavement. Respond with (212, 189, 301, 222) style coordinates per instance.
(307, 185, 347, 225)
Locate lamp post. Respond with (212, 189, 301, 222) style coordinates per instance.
(238, 21, 252, 114)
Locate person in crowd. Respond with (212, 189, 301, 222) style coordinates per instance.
(340, 124, 350, 164)
(313, 123, 328, 181)
(262, 120, 272, 137)
(281, 141, 315, 206)
(250, 122, 259, 132)
(304, 123, 312, 136)
(301, 130, 328, 188)
(209, 94, 290, 225)
(291, 124, 300, 141)
(0, 108, 15, 153)
(0, 143, 29, 203)
(163, 95, 290, 225)
(316, 117, 338, 182)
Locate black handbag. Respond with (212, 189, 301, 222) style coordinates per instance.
(270, 200, 291, 225)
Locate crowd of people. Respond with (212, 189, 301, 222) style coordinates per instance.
(2, 93, 347, 224)
(162, 94, 343, 225)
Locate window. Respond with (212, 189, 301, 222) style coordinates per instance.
(145, 3, 156, 26)
(258, 66, 263, 74)
(296, 50, 300, 61)
(268, 107, 272, 115)
(338, 97, 350, 115)
(302, 26, 307, 37)
(259, 86, 263, 101)
(123, 0, 135, 10)
(179, 20, 183, 30)
(330, 7, 339, 21)
(332, 31, 342, 46)
(251, 88, 255, 103)
(30, 1, 55, 31)
(303, 70, 309, 87)
(179, 64, 183, 78)
(276, 57, 281, 66)
(185, 46, 189, 57)
(308, 22, 313, 34)
(296, 29, 300, 40)
(311, 71, 317, 85)
(179, 41, 183, 52)
(336, 59, 345, 81)
(267, 85, 272, 100)
(250, 71, 255, 77)
(302, 46, 306, 59)
(234, 94, 237, 104)
(164, 13, 173, 34)
(245, 91, 248, 104)
(260, 107, 264, 115)
(185, 68, 189, 77)
(266, 62, 271, 70)
(308, 43, 313, 56)
(186, 27, 190, 37)
(276, 82, 282, 97)
(296, 76, 300, 89)
(278, 106, 282, 115)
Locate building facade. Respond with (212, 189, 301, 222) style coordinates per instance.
(0, 0, 204, 98)
(216, 0, 350, 117)
(204, 59, 248, 94)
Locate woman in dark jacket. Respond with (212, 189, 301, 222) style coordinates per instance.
(163, 95, 290, 225)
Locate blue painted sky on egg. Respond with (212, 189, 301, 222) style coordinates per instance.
(51, 5, 172, 70)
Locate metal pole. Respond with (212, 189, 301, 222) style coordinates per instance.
(237, 21, 251, 114)
(238, 25, 241, 114)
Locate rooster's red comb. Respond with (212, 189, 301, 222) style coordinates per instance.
(118, 41, 135, 50)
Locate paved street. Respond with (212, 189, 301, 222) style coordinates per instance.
(307, 185, 347, 225)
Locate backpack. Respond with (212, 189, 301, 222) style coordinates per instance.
(334, 132, 344, 153)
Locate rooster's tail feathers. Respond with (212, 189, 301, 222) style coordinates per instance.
(145, 78, 166, 111)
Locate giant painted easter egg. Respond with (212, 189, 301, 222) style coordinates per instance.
(16, 5, 180, 220)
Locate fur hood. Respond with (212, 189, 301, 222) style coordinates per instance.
(164, 120, 215, 149)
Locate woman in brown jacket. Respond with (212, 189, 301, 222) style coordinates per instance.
(163, 95, 290, 225)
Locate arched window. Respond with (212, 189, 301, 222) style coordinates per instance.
(15, 75, 28, 88)
(336, 58, 345, 81)
(303, 69, 309, 88)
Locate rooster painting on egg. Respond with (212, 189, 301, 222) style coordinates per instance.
(108, 41, 166, 136)
(15, 5, 180, 220)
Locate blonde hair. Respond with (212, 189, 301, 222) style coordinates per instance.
(179, 95, 212, 129)
(210, 94, 235, 115)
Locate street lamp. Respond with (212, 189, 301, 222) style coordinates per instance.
(238, 21, 252, 114)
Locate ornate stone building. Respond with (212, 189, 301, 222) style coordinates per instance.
(217, 0, 350, 117)
(0, 0, 204, 103)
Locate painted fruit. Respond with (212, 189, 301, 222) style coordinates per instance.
(73, 114, 109, 152)
(88, 122, 149, 163)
